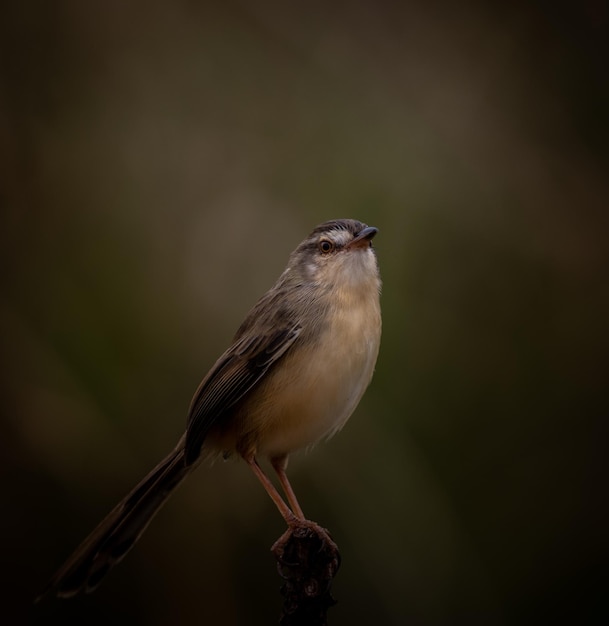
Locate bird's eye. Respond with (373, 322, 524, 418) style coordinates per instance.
(319, 239, 334, 254)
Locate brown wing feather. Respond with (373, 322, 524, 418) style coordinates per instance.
(184, 322, 301, 464)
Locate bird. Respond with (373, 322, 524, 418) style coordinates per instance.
(38, 218, 382, 600)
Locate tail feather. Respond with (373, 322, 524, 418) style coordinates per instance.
(37, 445, 192, 601)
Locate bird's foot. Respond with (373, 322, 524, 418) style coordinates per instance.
(271, 519, 340, 573)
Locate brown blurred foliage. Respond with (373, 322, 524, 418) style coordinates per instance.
(1, 1, 608, 624)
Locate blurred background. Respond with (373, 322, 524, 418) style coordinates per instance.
(2, 1, 608, 624)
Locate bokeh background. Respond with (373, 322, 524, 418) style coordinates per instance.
(2, 1, 608, 624)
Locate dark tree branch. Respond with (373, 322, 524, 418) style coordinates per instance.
(272, 522, 341, 626)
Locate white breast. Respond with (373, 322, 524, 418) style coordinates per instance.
(254, 266, 381, 457)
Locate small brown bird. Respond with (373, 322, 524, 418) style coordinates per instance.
(39, 218, 381, 599)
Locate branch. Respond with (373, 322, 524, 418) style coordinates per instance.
(272, 522, 341, 625)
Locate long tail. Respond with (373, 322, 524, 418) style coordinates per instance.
(37, 444, 192, 601)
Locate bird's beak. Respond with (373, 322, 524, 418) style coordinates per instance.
(348, 226, 378, 249)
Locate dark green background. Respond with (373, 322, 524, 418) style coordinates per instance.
(2, 1, 607, 624)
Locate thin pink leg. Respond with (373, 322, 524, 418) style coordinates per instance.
(271, 455, 305, 520)
(245, 457, 298, 525)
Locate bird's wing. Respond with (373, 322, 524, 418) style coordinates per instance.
(184, 319, 302, 464)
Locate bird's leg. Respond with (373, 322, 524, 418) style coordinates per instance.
(271, 455, 305, 521)
(245, 457, 299, 526)
(268, 455, 339, 583)
(270, 456, 339, 554)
